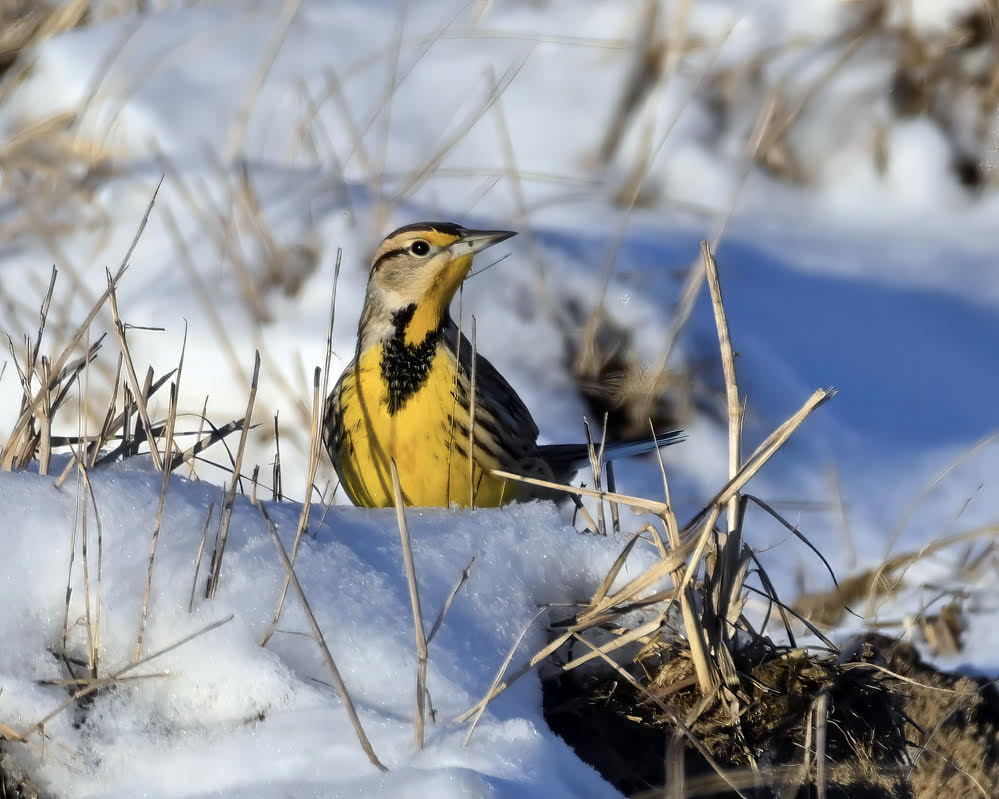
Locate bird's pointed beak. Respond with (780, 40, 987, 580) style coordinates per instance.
(451, 228, 517, 256)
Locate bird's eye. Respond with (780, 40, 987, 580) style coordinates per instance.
(410, 240, 431, 256)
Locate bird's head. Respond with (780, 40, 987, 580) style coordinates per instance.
(358, 222, 516, 350)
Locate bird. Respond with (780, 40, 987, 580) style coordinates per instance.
(323, 221, 683, 508)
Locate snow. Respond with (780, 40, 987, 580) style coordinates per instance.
(1, 0, 998, 796)
(0, 462, 631, 797)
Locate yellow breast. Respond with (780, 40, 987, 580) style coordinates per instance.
(333, 345, 515, 508)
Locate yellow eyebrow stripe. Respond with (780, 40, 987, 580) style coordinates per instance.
(423, 230, 460, 247)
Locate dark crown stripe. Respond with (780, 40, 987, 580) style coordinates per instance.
(387, 221, 466, 239)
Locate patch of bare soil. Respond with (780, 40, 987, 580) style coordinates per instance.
(543, 634, 999, 798)
(873, 635, 999, 799)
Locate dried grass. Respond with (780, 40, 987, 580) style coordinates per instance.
(259, 253, 341, 645)
(467, 242, 824, 725)
(260, 503, 387, 772)
(473, 238, 998, 796)
(795, 521, 999, 630)
(390, 458, 429, 749)
(601, 0, 999, 192)
(0, 181, 261, 789)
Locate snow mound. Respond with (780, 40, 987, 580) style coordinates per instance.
(0, 463, 646, 797)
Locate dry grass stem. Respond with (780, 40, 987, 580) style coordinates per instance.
(189, 502, 215, 613)
(814, 691, 829, 799)
(454, 629, 576, 724)
(583, 417, 608, 535)
(689, 388, 835, 532)
(80, 456, 106, 674)
(271, 413, 283, 501)
(207, 351, 260, 599)
(60, 448, 84, 654)
(677, 505, 722, 596)
(134, 325, 186, 655)
(250, 465, 260, 505)
(74, 446, 98, 676)
(260, 365, 325, 646)
(390, 460, 429, 749)
(490, 469, 671, 514)
(605, 460, 621, 534)
(571, 493, 602, 535)
(702, 241, 742, 534)
(105, 288, 162, 472)
(40, 673, 169, 688)
(647, 471, 717, 696)
(589, 532, 641, 607)
(224, 0, 302, 158)
(260, 506, 387, 772)
(561, 615, 665, 671)
(165, 416, 249, 474)
(426, 556, 474, 646)
(464, 607, 547, 747)
(89, 352, 124, 467)
(677, 582, 717, 695)
(135, 380, 179, 660)
(20, 615, 234, 742)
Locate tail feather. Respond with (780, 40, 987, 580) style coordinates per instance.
(538, 429, 685, 483)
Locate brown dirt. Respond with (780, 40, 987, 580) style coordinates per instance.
(543, 634, 999, 797)
(871, 634, 999, 798)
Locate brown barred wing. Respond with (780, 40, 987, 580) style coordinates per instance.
(322, 361, 354, 474)
(442, 320, 555, 485)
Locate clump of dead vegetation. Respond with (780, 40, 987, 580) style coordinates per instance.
(454, 242, 999, 798)
(0, 0, 324, 468)
(563, 300, 695, 440)
(0, 190, 255, 793)
(0, 188, 391, 788)
(601, 0, 999, 194)
(0, 0, 166, 201)
(0, 189, 247, 479)
(0, 1, 90, 78)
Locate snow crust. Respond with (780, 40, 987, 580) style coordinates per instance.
(0, 463, 635, 797)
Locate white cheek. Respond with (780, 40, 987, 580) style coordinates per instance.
(382, 276, 427, 307)
(381, 287, 407, 307)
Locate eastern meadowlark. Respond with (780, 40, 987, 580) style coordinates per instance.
(323, 222, 682, 508)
